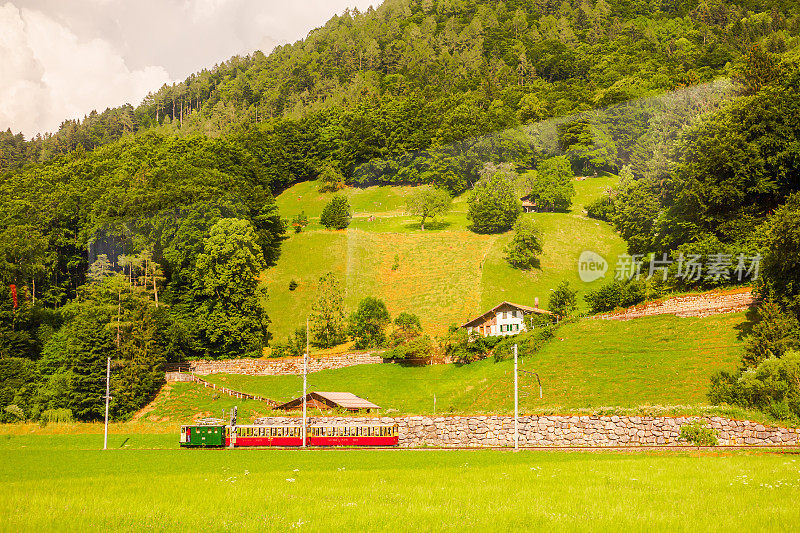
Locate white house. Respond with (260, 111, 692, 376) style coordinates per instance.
(461, 301, 551, 337)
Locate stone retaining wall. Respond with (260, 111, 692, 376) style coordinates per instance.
(187, 352, 384, 376)
(593, 288, 754, 321)
(252, 415, 799, 447)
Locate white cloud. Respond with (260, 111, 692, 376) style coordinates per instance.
(0, 0, 377, 137)
(0, 2, 170, 137)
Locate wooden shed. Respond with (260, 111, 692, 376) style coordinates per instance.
(275, 392, 380, 413)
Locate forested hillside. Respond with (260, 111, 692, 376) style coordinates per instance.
(3, 0, 800, 176)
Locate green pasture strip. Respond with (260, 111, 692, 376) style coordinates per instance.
(203, 313, 746, 418)
(1, 447, 798, 531)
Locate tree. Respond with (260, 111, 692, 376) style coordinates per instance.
(734, 44, 782, 96)
(194, 218, 269, 358)
(318, 162, 346, 192)
(528, 156, 575, 212)
(291, 212, 309, 233)
(391, 312, 423, 346)
(756, 193, 800, 314)
(467, 168, 521, 233)
(349, 296, 391, 349)
(406, 186, 452, 230)
(518, 93, 545, 123)
(504, 217, 543, 269)
(320, 195, 352, 230)
(87, 255, 113, 283)
(743, 301, 800, 367)
(309, 272, 346, 348)
(549, 281, 577, 317)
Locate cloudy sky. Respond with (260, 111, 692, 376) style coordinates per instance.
(0, 0, 375, 138)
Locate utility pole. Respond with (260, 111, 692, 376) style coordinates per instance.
(103, 357, 111, 450)
(302, 317, 308, 448)
(514, 344, 519, 452)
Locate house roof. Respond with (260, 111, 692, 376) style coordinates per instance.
(275, 391, 380, 411)
(461, 301, 552, 328)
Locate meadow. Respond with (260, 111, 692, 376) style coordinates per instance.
(0, 435, 798, 532)
(199, 312, 746, 417)
(265, 176, 626, 341)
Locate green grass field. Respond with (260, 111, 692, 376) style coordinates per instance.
(265, 176, 625, 341)
(190, 313, 746, 421)
(1, 436, 798, 531)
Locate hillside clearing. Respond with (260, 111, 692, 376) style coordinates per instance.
(265, 177, 625, 341)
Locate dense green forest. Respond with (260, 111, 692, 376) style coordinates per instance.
(2, 0, 800, 422)
(4, 0, 800, 176)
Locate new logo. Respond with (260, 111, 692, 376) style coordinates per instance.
(578, 251, 608, 282)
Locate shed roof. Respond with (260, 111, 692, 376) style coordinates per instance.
(275, 391, 380, 411)
(461, 301, 552, 328)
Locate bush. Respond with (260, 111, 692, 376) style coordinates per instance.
(586, 195, 614, 221)
(493, 326, 555, 362)
(438, 326, 504, 364)
(679, 421, 718, 446)
(3, 404, 24, 421)
(40, 408, 73, 425)
(320, 195, 351, 229)
(386, 335, 432, 363)
(584, 279, 646, 314)
(709, 351, 800, 421)
(288, 279, 298, 291)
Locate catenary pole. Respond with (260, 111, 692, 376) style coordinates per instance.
(303, 317, 308, 448)
(514, 344, 519, 451)
(103, 356, 111, 450)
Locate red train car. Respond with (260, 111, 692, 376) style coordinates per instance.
(182, 423, 399, 447)
(307, 424, 399, 446)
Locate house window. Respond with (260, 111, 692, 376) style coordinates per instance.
(502, 311, 507, 319)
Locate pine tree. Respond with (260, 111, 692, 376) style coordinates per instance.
(320, 195, 352, 230)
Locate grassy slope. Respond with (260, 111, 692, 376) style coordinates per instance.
(131, 382, 274, 424)
(1, 442, 798, 530)
(202, 312, 746, 417)
(265, 176, 625, 341)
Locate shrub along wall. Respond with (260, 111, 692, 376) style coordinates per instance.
(252, 415, 799, 447)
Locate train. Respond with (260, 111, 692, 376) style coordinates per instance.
(180, 422, 399, 448)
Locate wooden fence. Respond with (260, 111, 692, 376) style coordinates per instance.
(166, 372, 277, 407)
